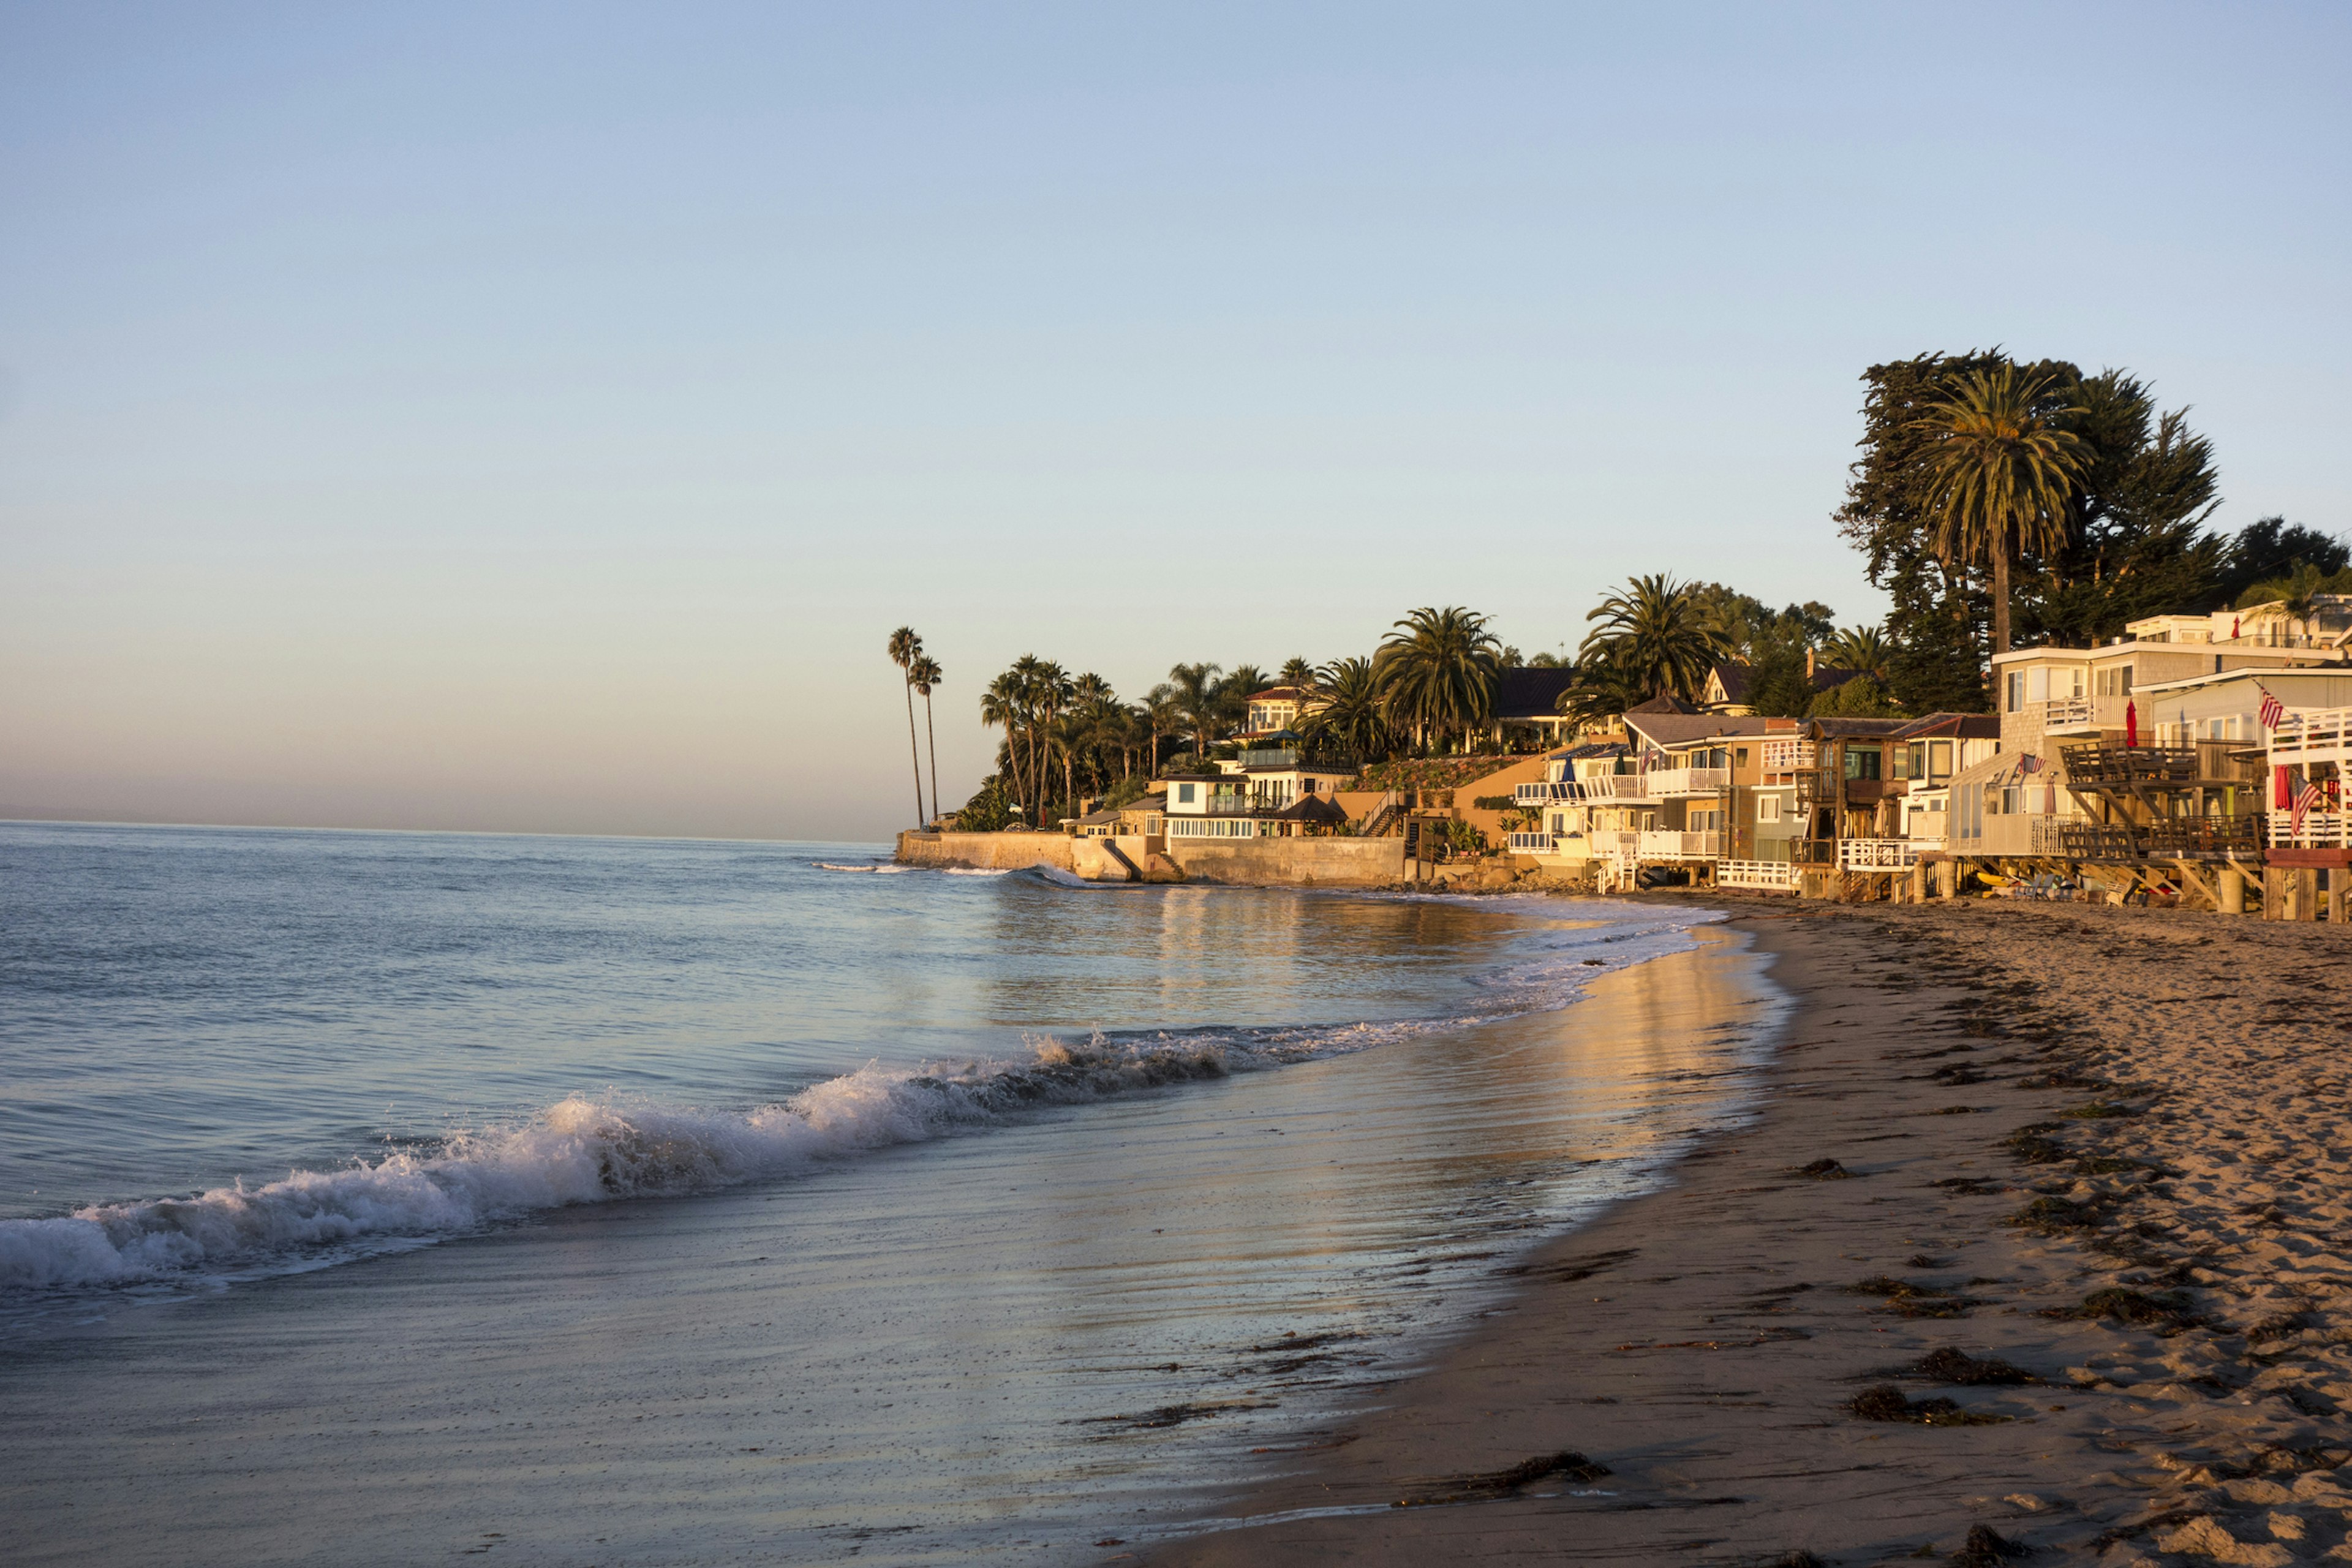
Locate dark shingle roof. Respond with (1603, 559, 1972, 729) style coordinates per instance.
(1494, 667, 1579, 719)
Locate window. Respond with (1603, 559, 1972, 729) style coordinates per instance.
(1929, 740, 1953, 777)
(1845, 747, 1882, 780)
(2027, 667, 2050, 704)
(1735, 747, 1749, 767)
(1758, 795, 1783, 823)
(2007, 671, 2027, 711)
(2096, 665, 2134, 697)
(1177, 782, 1196, 804)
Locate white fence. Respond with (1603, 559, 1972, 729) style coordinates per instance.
(1506, 830, 1557, 853)
(1839, 837, 1921, 870)
(1718, 859, 1797, 890)
(1760, 739, 1816, 773)
(1635, 829, 1722, 861)
(1648, 767, 1730, 799)
(2270, 812, 2348, 849)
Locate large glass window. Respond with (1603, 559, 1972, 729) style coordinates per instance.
(2007, 671, 2027, 711)
(1177, 782, 1196, 804)
(1845, 747, 1882, 780)
(1929, 740, 1953, 777)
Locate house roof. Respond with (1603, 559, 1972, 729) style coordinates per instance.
(1707, 662, 1754, 703)
(1804, 717, 1913, 739)
(1624, 692, 1702, 715)
(1494, 667, 1578, 719)
(1118, 793, 1168, 812)
(1887, 712, 2000, 740)
(1545, 740, 1627, 761)
(1245, 685, 1313, 704)
(1624, 714, 1775, 750)
(1272, 794, 1350, 824)
(1074, 807, 1123, 825)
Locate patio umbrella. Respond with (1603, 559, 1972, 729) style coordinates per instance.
(2124, 699, 2138, 747)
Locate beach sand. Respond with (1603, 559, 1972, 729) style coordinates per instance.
(1137, 899, 2352, 1566)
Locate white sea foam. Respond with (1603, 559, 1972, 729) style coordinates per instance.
(0, 1036, 1270, 1294)
(812, 861, 910, 874)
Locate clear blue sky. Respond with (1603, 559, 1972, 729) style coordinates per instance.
(3, 3, 2346, 841)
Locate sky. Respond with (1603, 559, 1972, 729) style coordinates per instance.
(2, 2, 2347, 843)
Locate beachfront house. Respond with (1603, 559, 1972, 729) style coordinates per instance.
(1240, 687, 1322, 740)
(1945, 612, 2349, 873)
(1163, 737, 1359, 841)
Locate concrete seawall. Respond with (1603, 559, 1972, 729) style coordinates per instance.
(1167, 837, 1405, 888)
(895, 831, 1078, 873)
(895, 830, 1407, 888)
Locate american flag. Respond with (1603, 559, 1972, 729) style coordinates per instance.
(2017, 753, 2043, 775)
(2258, 685, 2286, 730)
(2291, 776, 2323, 835)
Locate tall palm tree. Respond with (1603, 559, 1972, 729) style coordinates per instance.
(1278, 657, 1317, 690)
(1047, 710, 1092, 818)
(1913, 364, 2092, 657)
(908, 653, 943, 824)
(1823, 625, 1892, 683)
(979, 671, 1024, 815)
(1374, 606, 1502, 753)
(887, 627, 925, 826)
(1578, 576, 1729, 703)
(1167, 662, 1224, 758)
(1142, 683, 1181, 773)
(1304, 655, 1393, 758)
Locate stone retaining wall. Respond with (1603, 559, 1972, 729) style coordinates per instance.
(1167, 837, 1406, 888)
(894, 831, 1077, 872)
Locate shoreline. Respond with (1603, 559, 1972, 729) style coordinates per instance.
(1133, 897, 2352, 1565)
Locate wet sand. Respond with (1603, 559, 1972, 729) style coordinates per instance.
(1139, 900, 2352, 1566)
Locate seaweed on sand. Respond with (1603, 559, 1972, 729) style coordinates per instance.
(2008, 1195, 2105, 1232)
(1953, 1523, 2034, 1564)
(2040, 1287, 2201, 1329)
(1790, 1158, 1856, 1180)
(1847, 1384, 2011, 1425)
(1847, 1276, 1985, 1318)
(1913, 1348, 2041, 1385)
(1390, 1450, 1611, 1508)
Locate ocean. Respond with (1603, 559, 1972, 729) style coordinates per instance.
(0, 821, 1775, 1565)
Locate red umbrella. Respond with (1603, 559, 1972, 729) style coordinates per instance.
(2125, 699, 2138, 748)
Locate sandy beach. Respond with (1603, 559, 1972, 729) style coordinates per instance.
(1138, 898, 2352, 1566)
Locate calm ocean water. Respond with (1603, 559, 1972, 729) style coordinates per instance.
(0, 822, 1773, 1565)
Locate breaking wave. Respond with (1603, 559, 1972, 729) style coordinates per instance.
(1, 897, 1722, 1300)
(0, 1034, 1305, 1295)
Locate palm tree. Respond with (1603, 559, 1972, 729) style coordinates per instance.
(887, 627, 925, 826)
(1375, 606, 1502, 753)
(1167, 662, 1224, 758)
(1142, 684, 1181, 773)
(1823, 625, 1892, 683)
(1304, 655, 1392, 757)
(1277, 657, 1317, 690)
(1047, 711, 1093, 818)
(979, 671, 1024, 816)
(1551, 643, 1648, 733)
(1913, 364, 2092, 657)
(1578, 575, 1730, 703)
(908, 653, 943, 824)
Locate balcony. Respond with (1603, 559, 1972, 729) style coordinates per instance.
(1506, 831, 1558, 853)
(1648, 767, 1730, 799)
(1202, 795, 1281, 816)
(1514, 780, 1582, 805)
(1235, 747, 1360, 771)
(1838, 838, 1921, 871)
(2030, 694, 2133, 734)
(1636, 829, 1722, 861)
(2059, 744, 2198, 786)
(2268, 812, 2346, 851)
(1719, 859, 1798, 890)
(1793, 769, 1838, 807)
(1578, 772, 1656, 804)
(2270, 706, 2352, 766)
(1759, 739, 1817, 773)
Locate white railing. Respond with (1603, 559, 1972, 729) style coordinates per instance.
(1506, 831, 1557, 853)
(2270, 706, 2352, 767)
(1514, 780, 1580, 804)
(1760, 739, 1816, 773)
(1647, 767, 1730, 799)
(1839, 837, 1921, 870)
(1593, 831, 1640, 861)
(1718, 859, 1798, 890)
(2032, 695, 2131, 734)
(1578, 773, 1656, 803)
(1636, 830, 1722, 861)
(2270, 812, 2348, 849)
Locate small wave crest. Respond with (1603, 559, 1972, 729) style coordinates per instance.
(813, 861, 910, 874)
(0, 1036, 1257, 1295)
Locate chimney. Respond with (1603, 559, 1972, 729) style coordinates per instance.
(1805, 647, 1817, 680)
